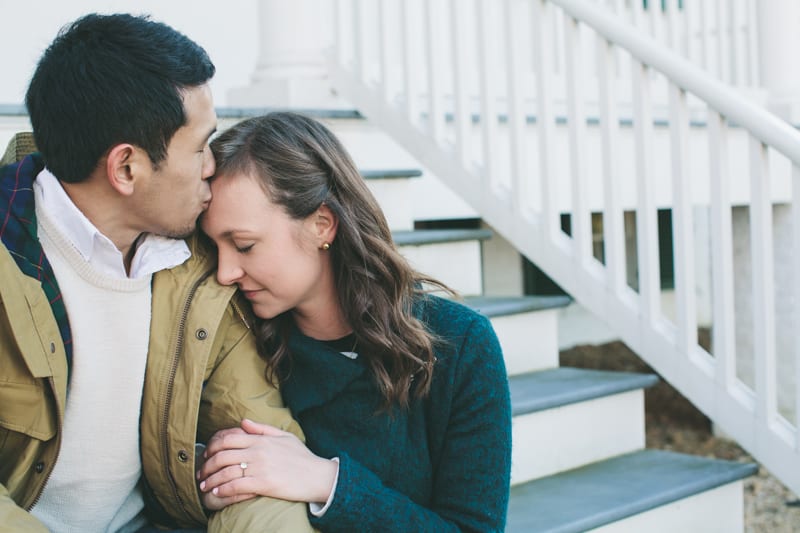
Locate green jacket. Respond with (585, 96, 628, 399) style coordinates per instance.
(0, 139, 313, 532)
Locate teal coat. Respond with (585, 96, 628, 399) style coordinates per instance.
(281, 295, 512, 532)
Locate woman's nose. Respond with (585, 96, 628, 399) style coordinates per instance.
(216, 251, 244, 286)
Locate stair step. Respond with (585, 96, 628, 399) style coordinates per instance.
(393, 229, 492, 296)
(217, 107, 363, 120)
(392, 228, 493, 246)
(509, 367, 658, 416)
(464, 295, 572, 317)
(465, 295, 571, 373)
(509, 368, 658, 484)
(360, 168, 422, 180)
(506, 449, 757, 533)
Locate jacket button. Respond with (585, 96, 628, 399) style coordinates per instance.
(195, 328, 208, 340)
(177, 449, 189, 462)
(49, 342, 56, 354)
(35, 461, 45, 473)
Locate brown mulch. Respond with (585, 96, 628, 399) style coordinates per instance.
(560, 339, 800, 533)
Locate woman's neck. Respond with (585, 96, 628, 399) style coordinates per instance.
(292, 294, 352, 341)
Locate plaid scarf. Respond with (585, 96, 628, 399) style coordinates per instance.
(0, 153, 73, 369)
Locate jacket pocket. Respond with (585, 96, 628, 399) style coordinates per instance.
(0, 381, 56, 445)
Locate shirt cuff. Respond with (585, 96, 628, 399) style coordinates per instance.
(308, 457, 340, 517)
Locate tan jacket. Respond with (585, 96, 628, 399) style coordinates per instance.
(0, 140, 313, 531)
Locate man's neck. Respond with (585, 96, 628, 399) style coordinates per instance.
(59, 179, 141, 273)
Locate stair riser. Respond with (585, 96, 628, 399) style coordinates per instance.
(493, 309, 560, 375)
(397, 240, 483, 296)
(365, 179, 414, 230)
(588, 481, 744, 533)
(511, 390, 645, 486)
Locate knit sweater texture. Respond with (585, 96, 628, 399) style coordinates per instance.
(30, 191, 151, 532)
(281, 294, 512, 532)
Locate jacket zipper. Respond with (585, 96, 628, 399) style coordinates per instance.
(230, 298, 251, 329)
(159, 269, 213, 522)
(26, 376, 63, 511)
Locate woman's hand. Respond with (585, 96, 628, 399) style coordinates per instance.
(197, 418, 338, 508)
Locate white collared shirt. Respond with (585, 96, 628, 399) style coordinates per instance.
(33, 168, 190, 279)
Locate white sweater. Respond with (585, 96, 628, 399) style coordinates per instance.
(28, 172, 187, 533)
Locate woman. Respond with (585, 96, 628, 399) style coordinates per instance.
(198, 112, 511, 532)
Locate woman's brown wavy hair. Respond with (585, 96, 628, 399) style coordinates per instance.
(210, 112, 452, 409)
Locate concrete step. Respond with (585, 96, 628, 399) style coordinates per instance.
(393, 228, 492, 296)
(509, 367, 658, 485)
(507, 449, 757, 532)
(361, 168, 421, 231)
(464, 295, 571, 374)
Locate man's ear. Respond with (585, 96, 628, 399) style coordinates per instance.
(315, 204, 339, 245)
(105, 144, 148, 196)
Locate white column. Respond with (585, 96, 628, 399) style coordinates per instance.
(756, 0, 800, 122)
(227, 0, 341, 108)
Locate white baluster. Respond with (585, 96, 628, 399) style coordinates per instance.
(632, 59, 661, 322)
(425, 0, 444, 143)
(597, 35, 626, 294)
(532, 0, 557, 237)
(749, 137, 778, 429)
(708, 111, 737, 391)
(504, 0, 527, 215)
(669, 82, 697, 354)
(450, 0, 472, 170)
(476, 0, 499, 186)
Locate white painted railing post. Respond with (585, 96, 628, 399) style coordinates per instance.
(227, 0, 336, 107)
(708, 112, 737, 393)
(755, 0, 800, 121)
(668, 82, 697, 354)
(748, 138, 778, 430)
(532, 0, 559, 238)
(597, 35, 626, 294)
(794, 164, 800, 448)
(564, 14, 591, 265)
(631, 60, 661, 323)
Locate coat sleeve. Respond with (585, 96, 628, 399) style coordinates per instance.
(310, 314, 512, 533)
(0, 487, 48, 533)
(200, 301, 314, 533)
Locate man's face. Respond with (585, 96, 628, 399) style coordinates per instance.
(136, 83, 217, 239)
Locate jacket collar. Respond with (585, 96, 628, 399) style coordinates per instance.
(0, 154, 73, 367)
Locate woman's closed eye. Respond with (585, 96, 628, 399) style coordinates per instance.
(234, 243, 254, 254)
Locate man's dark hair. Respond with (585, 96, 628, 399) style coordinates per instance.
(25, 13, 215, 183)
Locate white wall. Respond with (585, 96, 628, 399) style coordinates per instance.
(0, 1, 258, 106)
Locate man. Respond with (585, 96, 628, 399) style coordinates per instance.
(0, 13, 312, 532)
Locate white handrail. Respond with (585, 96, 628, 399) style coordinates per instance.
(554, 0, 800, 164)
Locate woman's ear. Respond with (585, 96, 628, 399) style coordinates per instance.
(315, 204, 339, 246)
(105, 143, 147, 196)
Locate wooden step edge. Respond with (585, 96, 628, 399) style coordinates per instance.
(392, 228, 493, 246)
(360, 169, 422, 180)
(509, 367, 659, 417)
(464, 295, 572, 318)
(506, 449, 758, 533)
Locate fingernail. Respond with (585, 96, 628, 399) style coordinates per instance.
(200, 481, 206, 490)
(196, 470, 200, 480)
(212, 487, 218, 496)
(242, 418, 252, 424)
